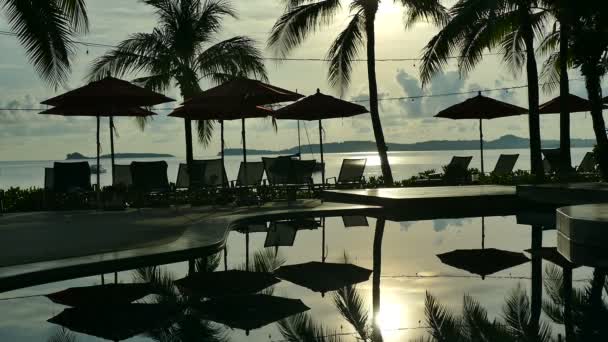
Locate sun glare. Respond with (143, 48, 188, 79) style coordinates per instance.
(376, 302, 403, 335)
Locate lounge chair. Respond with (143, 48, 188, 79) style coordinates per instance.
(264, 221, 298, 248)
(130, 161, 170, 207)
(326, 158, 366, 188)
(342, 216, 369, 228)
(44, 167, 54, 191)
(491, 154, 519, 177)
(443, 156, 473, 184)
(233, 161, 265, 187)
(112, 164, 132, 187)
(53, 162, 92, 193)
(262, 157, 316, 201)
(577, 152, 596, 174)
(175, 159, 228, 189)
(542, 148, 576, 175)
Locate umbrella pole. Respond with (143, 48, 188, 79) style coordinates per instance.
(319, 120, 325, 186)
(481, 216, 485, 250)
(224, 246, 228, 271)
(297, 120, 302, 158)
(242, 118, 248, 185)
(479, 118, 485, 175)
(220, 120, 225, 187)
(245, 230, 250, 272)
(109, 117, 116, 185)
(96, 115, 101, 209)
(321, 217, 326, 262)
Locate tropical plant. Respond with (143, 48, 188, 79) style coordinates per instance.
(4, 0, 88, 87)
(542, 265, 608, 341)
(420, 0, 549, 181)
(565, 2, 608, 180)
(267, 0, 449, 186)
(417, 285, 553, 342)
(88, 0, 267, 166)
(47, 328, 78, 342)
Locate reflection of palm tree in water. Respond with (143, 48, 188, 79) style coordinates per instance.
(279, 218, 387, 342)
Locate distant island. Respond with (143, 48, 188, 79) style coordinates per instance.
(66, 152, 175, 160)
(220, 134, 596, 155)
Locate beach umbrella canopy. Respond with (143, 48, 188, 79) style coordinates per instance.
(40, 76, 174, 196)
(437, 217, 530, 279)
(174, 270, 280, 297)
(178, 77, 303, 181)
(196, 294, 309, 335)
(46, 283, 155, 307)
(274, 89, 369, 183)
(525, 247, 581, 269)
(275, 261, 372, 293)
(41, 76, 174, 107)
(435, 92, 527, 173)
(48, 304, 176, 341)
(539, 93, 607, 114)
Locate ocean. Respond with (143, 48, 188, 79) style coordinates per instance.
(0, 147, 592, 189)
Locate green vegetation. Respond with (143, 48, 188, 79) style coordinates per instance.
(88, 0, 267, 165)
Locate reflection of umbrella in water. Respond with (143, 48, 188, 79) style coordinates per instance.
(46, 283, 155, 307)
(48, 304, 176, 341)
(196, 294, 309, 335)
(435, 92, 527, 174)
(174, 270, 280, 297)
(275, 261, 372, 294)
(437, 217, 530, 279)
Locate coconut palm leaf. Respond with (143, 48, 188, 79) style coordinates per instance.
(195, 252, 222, 273)
(4, 0, 88, 88)
(327, 10, 365, 96)
(278, 313, 344, 342)
(196, 36, 267, 82)
(461, 294, 511, 341)
(333, 285, 369, 340)
(47, 328, 78, 342)
(423, 291, 464, 342)
(502, 285, 553, 342)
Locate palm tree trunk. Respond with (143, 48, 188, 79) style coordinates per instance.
(184, 119, 194, 164)
(372, 218, 385, 342)
(559, 9, 572, 175)
(583, 66, 608, 180)
(521, 8, 544, 182)
(530, 225, 543, 329)
(365, 8, 393, 186)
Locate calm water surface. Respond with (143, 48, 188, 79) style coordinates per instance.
(0, 214, 595, 341)
(0, 148, 593, 188)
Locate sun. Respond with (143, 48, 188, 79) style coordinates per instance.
(375, 302, 403, 334)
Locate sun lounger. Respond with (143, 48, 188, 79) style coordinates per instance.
(443, 156, 473, 184)
(44, 167, 54, 191)
(53, 162, 92, 193)
(264, 221, 298, 248)
(491, 154, 519, 177)
(176, 159, 228, 189)
(262, 156, 315, 201)
(130, 161, 171, 207)
(577, 152, 596, 174)
(342, 216, 369, 228)
(326, 158, 366, 188)
(233, 161, 265, 187)
(541, 148, 561, 174)
(112, 164, 132, 187)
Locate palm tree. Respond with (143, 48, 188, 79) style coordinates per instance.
(88, 0, 267, 166)
(420, 0, 549, 181)
(5, 0, 88, 87)
(566, 3, 608, 180)
(268, 0, 448, 186)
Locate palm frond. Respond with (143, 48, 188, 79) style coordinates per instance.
(333, 285, 369, 340)
(196, 119, 215, 146)
(253, 247, 286, 273)
(399, 0, 450, 29)
(424, 291, 464, 341)
(195, 252, 221, 273)
(4, 0, 79, 88)
(462, 294, 510, 341)
(268, 0, 342, 58)
(502, 284, 553, 342)
(278, 313, 343, 342)
(58, 0, 89, 33)
(196, 36, 267, 82)
(47, 328, 78, 342)
(327, 11, 364, 96)
(194, 0, 237, 42)
(132, 266, 178, 301)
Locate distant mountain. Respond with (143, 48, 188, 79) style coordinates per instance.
(66, 152, 174, 160)
(221, 134, 596, 155)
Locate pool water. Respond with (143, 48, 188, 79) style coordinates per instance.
(0, 214, 597, 341)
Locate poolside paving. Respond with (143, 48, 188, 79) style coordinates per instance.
(323, 185, 520, 220)
(0, 201, 381, 292)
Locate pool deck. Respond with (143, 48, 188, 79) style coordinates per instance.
(0, 201, 381, 293)
(323, 185, 521, 220)
(517, 182, 608, 205)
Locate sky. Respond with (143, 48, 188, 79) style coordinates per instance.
(0, 0, 606, 161)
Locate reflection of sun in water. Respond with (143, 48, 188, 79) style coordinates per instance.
(376, 302, 403, 335)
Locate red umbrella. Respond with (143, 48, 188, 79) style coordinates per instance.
(435, 92, 527, 173)
(274, 89, 369, 184)
(169, 104, 272, 186)
(40, 76, 174, 202)
(539, 93, 607, 114)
